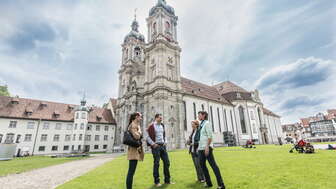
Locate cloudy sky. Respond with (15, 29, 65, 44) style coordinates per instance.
(0, 0, 335, 124)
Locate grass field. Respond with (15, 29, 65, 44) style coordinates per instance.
(0, 156, 88, 177)
(57, 145, 336, 189)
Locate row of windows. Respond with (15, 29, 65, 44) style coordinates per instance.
(38, 144, 108, 152)
(8, 121, 111, 132)
(0, 133, 111, 143)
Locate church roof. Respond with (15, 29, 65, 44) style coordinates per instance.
(0, 96, 116, 124)
(213, 81, 249, 95)
(181, 77, 231, 105)
(263, 107, 281, 118)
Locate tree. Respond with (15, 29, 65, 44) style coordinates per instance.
(0, 85, 10, 96)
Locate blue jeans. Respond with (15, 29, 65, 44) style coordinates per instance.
(152, 145, 171, 184)
(126, 160, 138, 189)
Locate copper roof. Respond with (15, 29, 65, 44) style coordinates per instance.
(263, 107, 281, 118)
(0, 96, 115, 124)
(181, 77, 231, 105)
(213, 81, 249, 95)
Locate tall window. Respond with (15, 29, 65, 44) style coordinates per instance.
(55, 123, 62, 130)
(210, 106, 214, 132)
(165, 21, 171, 33)
(41, 134, 48, 142)
(73, 134, 76, 141)
(5, 133, 15, 143)
(87, 125, 92, 131)
(104, 135, 108, 141)
(53, 134, 60, 142)
(79, 134, 83, 141)
(9, 121, 17, 128)
(0, 134, 3, 143)
(134, 47, 141, 57)
(43, 122, 50, 130)
(85, 135, 91, 141)
(76, 112, 79, 119)
(24, 134, 32, 142)
(65, 135, 71, 141)
(239, 106, 247, 134)
(27, 122, 35, 129)
(96, 125, 101, 131)
(95, 135, 100, 141)
(223, 109, 228, 131)
(104, 126, 109, 131)
(217, 108, 222, 133)
(67, 124, 73, 130)
(193, 103, 197, 120)
(81, 113, 86, 119)
(153, 22, 157, 34)
(80, 123, 84, 130)
(201, 104, 205, 111)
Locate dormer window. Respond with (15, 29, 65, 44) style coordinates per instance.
(237, 93, 242, 98)
(11, 97, 19, 105)
(25, 108, 33, 116)
(53, 111, 60, 118)
(68, 105, 74, 111)
(40, 102, 47, 108)
(96, 115, 102, 121)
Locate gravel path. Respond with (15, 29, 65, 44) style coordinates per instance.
(0, 153, 123, 189)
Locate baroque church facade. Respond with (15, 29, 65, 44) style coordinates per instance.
(114, 0, 283, 150)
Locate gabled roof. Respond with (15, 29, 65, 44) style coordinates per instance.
(181, 77, 231, 105)
(0, 96, 115, 124)
(213, 81, 249, 95)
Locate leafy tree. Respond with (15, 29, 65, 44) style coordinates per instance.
(0, 85, 10, 96)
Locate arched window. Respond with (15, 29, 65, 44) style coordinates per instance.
(201, 104, 205, 111)
(125, 49, 129, 60)
(239, 106, 247, 134)
(193, 103, 197, 120)
(217, 108, 222, 132)
(165, 21, 171, 33)
(153, 22, 157, 34)
(134, 47, 141, 57)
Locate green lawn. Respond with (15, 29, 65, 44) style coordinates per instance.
(0, 156, 88, 177)
(58, 145, 336, 189)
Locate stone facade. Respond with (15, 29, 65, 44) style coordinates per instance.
(115, 0, 283, 149)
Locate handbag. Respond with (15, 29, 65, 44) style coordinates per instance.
(123, 125, 141, 148)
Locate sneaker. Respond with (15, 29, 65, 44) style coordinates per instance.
(155, 183, 162, 187)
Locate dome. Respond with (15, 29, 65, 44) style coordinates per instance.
(149, 0, 175, 16)
(124, 19, 145, 43)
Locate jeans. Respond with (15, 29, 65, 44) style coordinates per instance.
(126, 160, 138, 189)
(199, 148, 225, 188)
(152, 145, 171, 184)
(191, 152, 205, 181)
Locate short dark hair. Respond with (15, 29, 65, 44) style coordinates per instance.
(155, 114, 162, 119)
(198, 111, 208, 120)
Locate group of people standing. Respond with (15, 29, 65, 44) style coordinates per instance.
(125, 111, 226, 189)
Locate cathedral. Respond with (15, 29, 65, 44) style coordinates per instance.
(114, 0, 283, 150)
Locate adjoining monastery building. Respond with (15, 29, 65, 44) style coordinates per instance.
(0, 96, 116, 155)
(114, 0, 283, 150)
(0, 0, 284, 155)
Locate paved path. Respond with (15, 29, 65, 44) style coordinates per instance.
(0, 153, 123, 189)
(313, 143, 336, 149)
